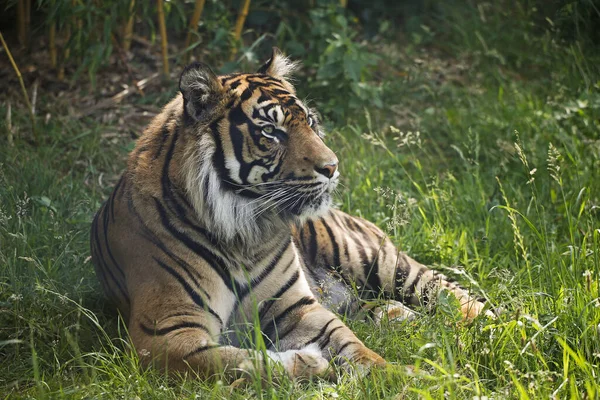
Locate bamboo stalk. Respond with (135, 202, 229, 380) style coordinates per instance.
(0, 32, 37, 142)
(184, 0, 206, 64)
(157, 0, 169, 76)
(123, 0, 136, 52)
(231, 0, 251, 59)
(233, 0, 251, 40)
(49, 23, 57, 68)
(340, 0, 347, 7)
(17, 0, 27, 46)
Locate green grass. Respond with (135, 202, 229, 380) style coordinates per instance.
(2, 3, 600, 398)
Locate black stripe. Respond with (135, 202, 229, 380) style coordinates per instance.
(321, 219, 340, 268)
(304, 318, 337, 346)
(114, 175, 128, 201)
(281, 256, 296, 275)
(222, 74, 243, 85)
(140, 321, 209, 336)
(153, 256, 223, 326)
(320, 326, 343, 350)
(364, 256, 382, 297)
(274, 319, 302, 344)
(109, 176, 125, 222)
(210, 118, 231, 185)
(337, 341, 359, 354)
(157, 123, 198, 220)
(239, 240, 291, 301)
(90, 213, 118, 300)
(262, 296, 316, 344)
(259, 270, 300, 321)
(331, 212, 351, 262)
(183, 344, 221, 359)
(101, 198, 126, 279)
(125, 194, 212, 299)
(402, 267, 426, 303)
(306, 220, 318, 265)
(153, 124, 172, 161)
(153, 197, 245, 296)
(160, 125, 188, 219)
(92, 207, 130, 304)
(142, 230, 209, 299)
(342, 216, 369, 275)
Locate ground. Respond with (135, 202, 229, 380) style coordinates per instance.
(1, 4, 600, 398)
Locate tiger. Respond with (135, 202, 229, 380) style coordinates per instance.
(90, 48, 491, 381)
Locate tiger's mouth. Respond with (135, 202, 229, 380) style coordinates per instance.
(235, 176, 338, 220)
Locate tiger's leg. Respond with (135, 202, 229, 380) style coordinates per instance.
(128, 293, 330, 380)
(294, 209, 491, 320)
(259, 278, 385, 375)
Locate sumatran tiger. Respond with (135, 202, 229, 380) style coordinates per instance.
(90, 48, 491, 380)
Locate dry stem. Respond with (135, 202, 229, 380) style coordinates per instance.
(231, 0, 251, 59)
(184, 0, 206, 64)
(49, 23, 57, 68)
(157, 0, 169, 76)
(123, 0, 136, 51)
(0, 32, 37, 142)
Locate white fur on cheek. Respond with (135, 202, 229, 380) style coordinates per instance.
(182, 135, 282, 245)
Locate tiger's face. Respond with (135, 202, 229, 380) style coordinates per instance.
(180, 49, 339, 220)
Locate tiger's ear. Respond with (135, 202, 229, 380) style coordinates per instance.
(179, 62, 224, 122)
(257, 47, 298, 79)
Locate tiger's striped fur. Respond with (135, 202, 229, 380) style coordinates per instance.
(91, 49, 489, 380)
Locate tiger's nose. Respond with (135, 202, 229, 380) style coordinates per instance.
(314, 161, 338, 179)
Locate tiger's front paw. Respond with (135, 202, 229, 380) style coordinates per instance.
(269, 343, 331, 379)
(460, 298, 495, 321)
(338, 345, 386, 378)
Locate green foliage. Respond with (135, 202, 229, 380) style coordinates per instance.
(309, 6, 383, 119)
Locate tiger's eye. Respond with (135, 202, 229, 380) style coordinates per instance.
(262, 126, 274, 134)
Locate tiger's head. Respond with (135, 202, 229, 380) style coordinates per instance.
(179, 49, 339, 242)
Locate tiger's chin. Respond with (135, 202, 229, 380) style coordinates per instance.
(283, 192, 333, 223)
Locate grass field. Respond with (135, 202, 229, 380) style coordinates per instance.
(2, 2, 600, 398)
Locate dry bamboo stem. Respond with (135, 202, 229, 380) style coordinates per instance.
(157, 0, 169, 76)
(231, 0, 251, 59)
(49, 23, 57, 68)
(340, 0, 347, 7)
(0, 32, 37, 142)
(184, 0, 206, 64)
(123, 0, 136, 51)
